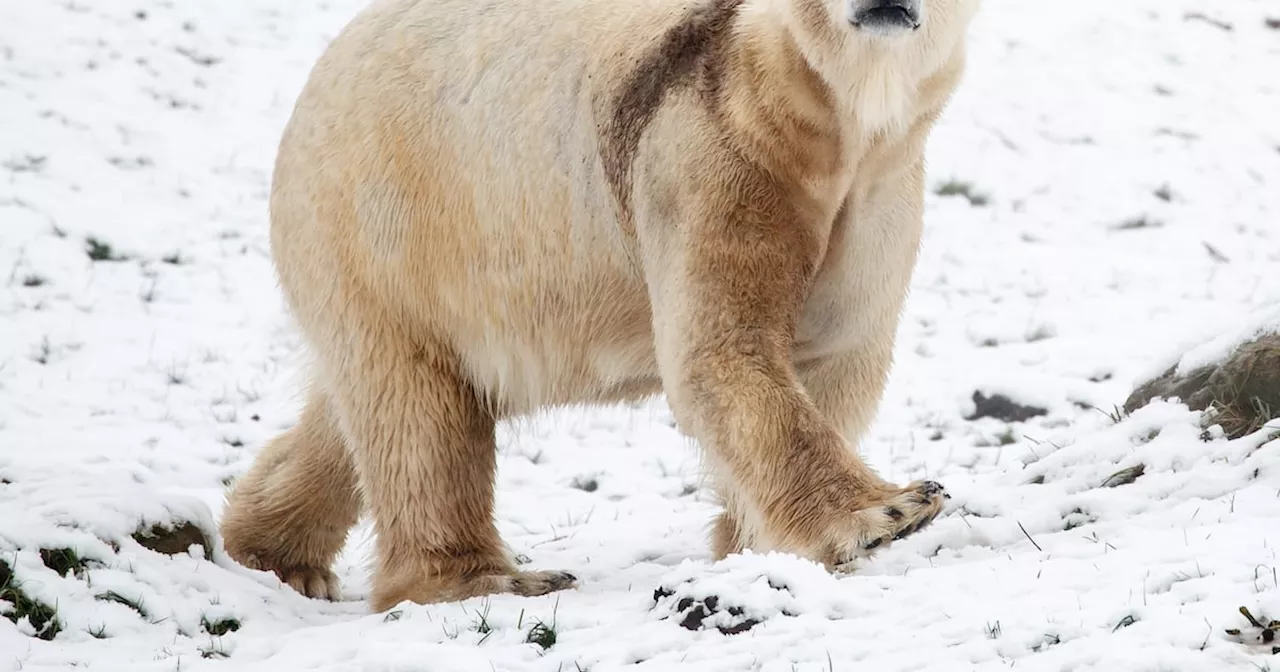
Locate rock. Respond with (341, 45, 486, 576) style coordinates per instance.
(965, 391, 1048, 423)
(133, 521, 212, 556)
(1124, 333, 1280, 439)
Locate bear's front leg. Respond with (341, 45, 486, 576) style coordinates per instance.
(639, 162, 946, 569)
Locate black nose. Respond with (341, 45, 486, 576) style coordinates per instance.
(852, 0, 920, 31)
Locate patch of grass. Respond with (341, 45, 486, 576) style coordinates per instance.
(39, 548, 88, 577)
(1063, 508, 1096, 531)
(1183, 12, 1233, 31)
(165, 363, 187, 386)
(32, 336, 52, 365)
(984, 620, 1002, 639)
(1203, 241, 1231, 264)
(1025, 324, 1056, 343)
(1, 557, 63, 640)
(468, 598, 494, 644)
(161, 252, 184, 265)
(21, 274, 46, 287)
(3, 154, 48, 173)
(106, 155, 155, 170)
(934, 179, 990, 207)
(96, 590, 150, 620)
(175, 46, 221, 67)
(1134, 428, 1161, 445)
(525, 599, 560, 651)
(1017, 520, 1043, 552)
(1155, 127, 1199, 141)
(200, 615, 241, 636)
(996, 426, 1018, 446)
(1031, 633, 1062, 652)
(1101, 464, 1145, 488)
(1153, 183, 1175, 202)
(1113, 614, 1137, 632)
(569, 475, 598, 493)
(1207, 396, 1276, 441)
(200, 645, 229, 660)
(85, 236, 129, 262)
(87, 623, 109, 639)
(1112, 215, 1163, 231)
(526, 621, 557, 650)
(382, 609, 404, 623)
(1087, 404, 1129, 425)
(140, 278, 159, 304)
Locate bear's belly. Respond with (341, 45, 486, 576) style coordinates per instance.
(446, 276, 664, 415)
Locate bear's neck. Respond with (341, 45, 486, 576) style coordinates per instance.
(710, 2, 849, 187)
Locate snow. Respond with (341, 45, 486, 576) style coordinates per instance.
(1166, 305, 1280, 379)
(2, 0, 1279, 670)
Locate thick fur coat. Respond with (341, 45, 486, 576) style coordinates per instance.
(220, 0, 980, 610)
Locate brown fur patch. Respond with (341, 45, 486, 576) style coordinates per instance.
(597, 0, 746, 233)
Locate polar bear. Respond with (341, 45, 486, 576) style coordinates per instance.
(220, 0, 980, 611)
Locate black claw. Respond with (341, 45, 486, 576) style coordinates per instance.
(919, 480, 945, 496)
(893, 522, 920, 541)
(865, 537, 884, 550)
(886, 507, 904, 520)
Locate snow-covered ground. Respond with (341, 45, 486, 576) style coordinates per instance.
(2, 0, 1279, 669)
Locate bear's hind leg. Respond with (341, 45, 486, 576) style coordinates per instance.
(322, 314, 575, 611)
(220, 389, 361, 600)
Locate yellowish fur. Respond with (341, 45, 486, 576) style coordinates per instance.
(220, 0, 980, 610)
